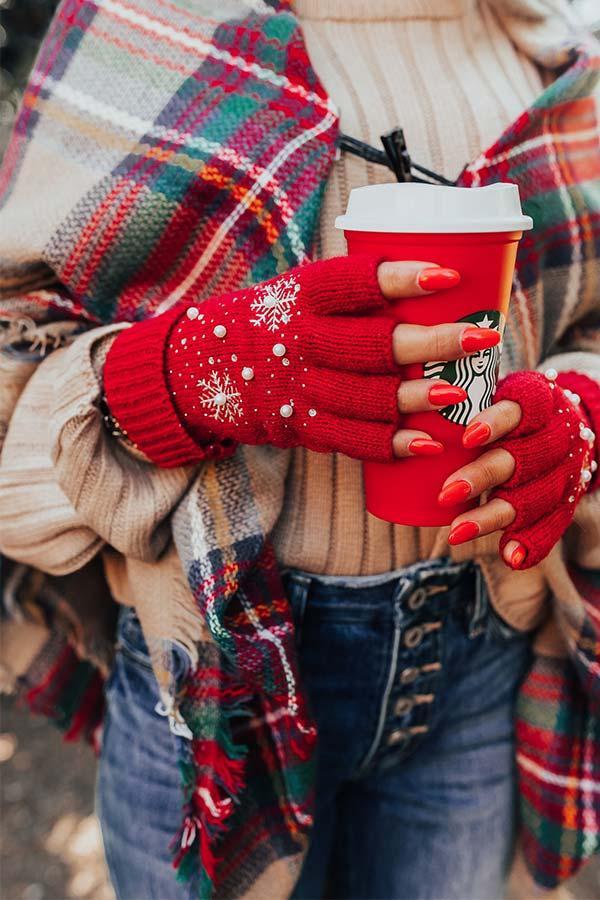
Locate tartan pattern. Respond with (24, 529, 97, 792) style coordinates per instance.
(16, 625, 105, 747)
(459, 49, 600, 888)
(0, 0, 337, 325)
(1, 2, 334, 894)
(516, 567, 600, 888)
(171, 542, 317, 894)
(1, 2, 599, 896)
(459, 44, 600, 373)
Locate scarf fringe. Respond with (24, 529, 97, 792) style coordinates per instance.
(173, 667, 253, 897)
(19, 635, 105, 749)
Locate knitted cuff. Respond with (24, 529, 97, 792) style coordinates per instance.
(103, 307, 234, 467)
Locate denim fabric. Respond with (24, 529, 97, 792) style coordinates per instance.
(97, 558, 532, 900)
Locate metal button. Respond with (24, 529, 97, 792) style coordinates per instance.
(394, 697, 414, 716)
(408, 587, 427, 611)
(404, 626, 424, 649)
(400, 666, 420, 685)
(387, 728, 408, 746)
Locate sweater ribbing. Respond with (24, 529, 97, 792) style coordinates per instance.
(272, 1, 545, 575)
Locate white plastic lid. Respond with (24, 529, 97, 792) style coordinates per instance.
(335, 182, 533, 233)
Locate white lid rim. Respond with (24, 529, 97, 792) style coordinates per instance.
(335, 215, 533, 233)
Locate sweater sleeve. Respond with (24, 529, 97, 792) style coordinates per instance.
(0, 325, 196, 575)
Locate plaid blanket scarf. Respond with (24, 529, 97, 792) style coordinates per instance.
(0, 1, 599, 896)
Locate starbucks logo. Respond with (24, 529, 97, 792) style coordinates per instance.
(423, 310, 504, 426)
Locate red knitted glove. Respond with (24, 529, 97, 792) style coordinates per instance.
(490, 369, 599, 569)
(103, 256, 402, 467)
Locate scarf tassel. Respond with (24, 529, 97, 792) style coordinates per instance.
(173, 668, 254, 896)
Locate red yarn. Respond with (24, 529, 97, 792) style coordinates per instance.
(492, 370, 599, 569)
(104, 255, 402, 466)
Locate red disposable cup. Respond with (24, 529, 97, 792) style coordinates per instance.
(336, 183, 532, 526)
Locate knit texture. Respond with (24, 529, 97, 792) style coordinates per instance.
(0, 1, 599, 896)
(105, 256, 401, 465)
(492, 371, 599, 568)
(558, 370, 600, 490)
(103, 304, 236, 467)
(0, 3, 338, 894)
(516, 565, 600, 888)
(274, 0, 551, 576)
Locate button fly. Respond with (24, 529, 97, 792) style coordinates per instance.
(394, 697, 414, 716)
(407, 587, 427, 611)
(404, 626, 424, 649)
(387, 728, 408, 746)
(400, 666, 419, 685)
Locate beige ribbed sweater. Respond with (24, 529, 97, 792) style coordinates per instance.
(272, 0, 547, 574)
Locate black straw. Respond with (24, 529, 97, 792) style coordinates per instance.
(339, 131, 456, 186)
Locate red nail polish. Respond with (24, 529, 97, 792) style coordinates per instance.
(463, 421, 491, 449)
(448, 521, 480, 545)
(510, 545, 527, 568)
(408, 438, 444, 456)
(461, 327, 501, 353)
(428, 383, 468, 407)
(417, 267, 461, 292)
(438, 479, 471, 506)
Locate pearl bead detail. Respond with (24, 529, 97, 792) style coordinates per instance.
(241, 367, 254, 381)
(273, 343, 286, 357)
(213, 325, 227, 338)
(213, 392, 227, 407)
(308, 408, 317, 417)
(187, 307, 199, 320)
(280, 404, 294, 418)
(580, 427, 595, 442)
(545, 367, 558, 381)
(581, 469, 592, 483)
(592, 461, 598, 473)
(282, 358, 290, 367)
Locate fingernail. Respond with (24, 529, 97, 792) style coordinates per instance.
(438, 479, 471, 506)
(461, 327, 501, 353)
(428, 383, 468, 407)
(509, 544, 527, 568)
(463, 421, 492, 448)
(417, 267, 461, 292)
(408, 438, 445, 456)
(448, 521, 480, 545)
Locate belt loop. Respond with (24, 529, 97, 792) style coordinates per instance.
(468, 565, 488, 638)
(285, 572, 311, 645)
(392, 577, 413, 627)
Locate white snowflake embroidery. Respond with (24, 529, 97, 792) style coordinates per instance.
(250, 274, 301, 331)
(197, 370, 242, 422)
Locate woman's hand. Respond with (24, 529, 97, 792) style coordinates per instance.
(379, 261, 501, 457)
(104, 255, 500, 467)
(437, 370, 598, 570)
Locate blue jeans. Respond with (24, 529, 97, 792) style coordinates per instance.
(97, 558, 532, 899)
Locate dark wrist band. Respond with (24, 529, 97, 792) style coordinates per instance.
(99, 395, 135, 447)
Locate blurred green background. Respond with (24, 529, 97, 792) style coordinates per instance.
(0, 0, 60, 155)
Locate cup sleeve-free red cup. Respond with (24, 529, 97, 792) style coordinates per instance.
(336, 183, 533, 527)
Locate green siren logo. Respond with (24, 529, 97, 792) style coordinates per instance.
(423, 310, 504, 426)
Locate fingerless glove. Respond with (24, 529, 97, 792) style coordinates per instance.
(491, 368, 599, 569)
(103, 256, 402, 467)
